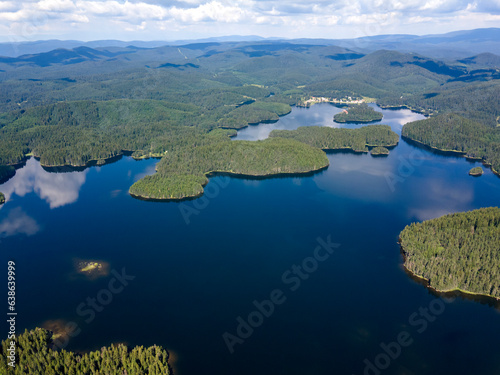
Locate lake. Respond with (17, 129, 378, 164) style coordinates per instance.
(1, 103, 499, 375)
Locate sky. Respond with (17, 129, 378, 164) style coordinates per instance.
(1, 0, 500, 42)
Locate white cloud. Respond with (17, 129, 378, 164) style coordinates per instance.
(37, 0, 76, 12)
(0, 0, 498, 41)
(0, 1, 20, 12)
(168, 1, 246, 23)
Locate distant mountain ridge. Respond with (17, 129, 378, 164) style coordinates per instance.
(0, 35, 269, 58)
(1, 28, 500, 59)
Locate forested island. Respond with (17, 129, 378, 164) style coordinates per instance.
(469, 167, 484, 176)
(129, 137, 329, 200)
(400, 207, 500, 299)
(333, 103, 383, 123)
(0, 328, 171, 374)
(370, 146, 390, 156)
(0, 192, 4, 205)
(402, 113, 500, 174)
(269, 125, 399, 152)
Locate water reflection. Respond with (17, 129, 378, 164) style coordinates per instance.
(0, 207, 40, 238)
(406, 177, 475, 221)
(132, 164, 157, 182)
(0, 158, 87, 209)
(234, 104, 344, 140)
(234, 103, 426, 141)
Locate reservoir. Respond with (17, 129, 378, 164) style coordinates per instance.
(1, 104, 499, 375)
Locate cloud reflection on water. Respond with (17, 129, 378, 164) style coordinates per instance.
(0, 158, 88, 209)
(0, 207, 40, 238)
(407, 177, 475, 221)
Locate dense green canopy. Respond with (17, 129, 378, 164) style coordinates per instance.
(370, 146, 390, 155)
(0, 328, 171, 375)
(402, 113, 500, 173)
(400, 207, 500, 299)
(130, 137, 329, 200)
(270, 125, 399, 152)
(333, 103, 383, 123)
(0, 97, 288, 168)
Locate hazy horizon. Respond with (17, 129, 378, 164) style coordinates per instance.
(1, 1, 500, 43)
(2, 26, 500, 45)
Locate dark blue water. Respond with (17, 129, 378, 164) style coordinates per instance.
(1, 104, 500, 375)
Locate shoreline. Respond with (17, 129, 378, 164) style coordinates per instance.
(402, 135, 500, 177)
(0, 102, 408, 174)
(2, 109, 293, 173)
(377, 104, 432, 116)
(333, 118, 383, 124)
(129, 164, 330, 202)
(400, 246, 500, 304)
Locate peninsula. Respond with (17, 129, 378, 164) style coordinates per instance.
(129, 137, 329, 200)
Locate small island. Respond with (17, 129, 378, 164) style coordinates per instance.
(333, 103, 383, 123)
(400, 207, 500, 300)
(0, 192, 5, 205)
(75, 259, 109, 279)
(79, 261, 102, 273)
(469, 166, 484, 176)
(0, 328, 171, 374)
(370, 146, 390, 156)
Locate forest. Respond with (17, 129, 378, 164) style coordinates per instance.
(400, 207, 500, 299)
(0, 328, 171, 375)
(269, 125, 399, 152)
(0, 95, 288, 167)
(0, 40, 499, 193)
(333, 103, 383, 123)
(379, 80, 500, 126)
(370, 146, 390, 156)
(402, 113, 500, 173)
(469, 166, 484, 176)
(129, 137, 329, 200)
(0, 192, 4, 204)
